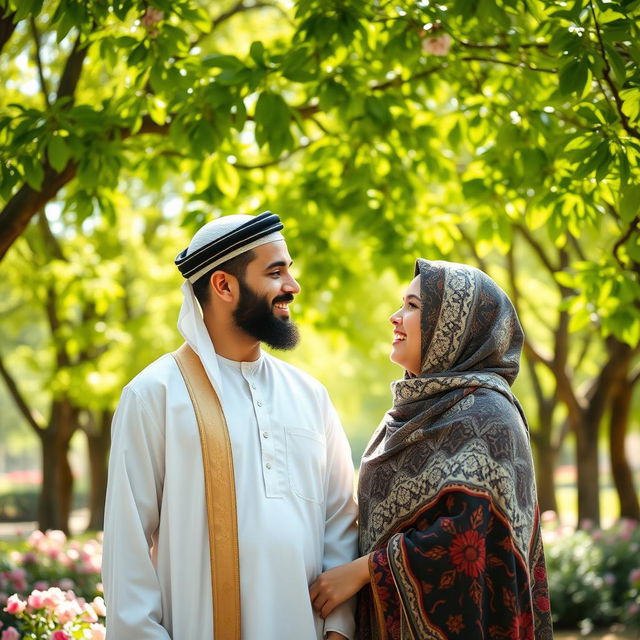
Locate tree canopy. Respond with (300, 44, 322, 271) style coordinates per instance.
(0, 0, 639, 530)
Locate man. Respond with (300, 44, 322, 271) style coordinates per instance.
(102, 212, 357, 639)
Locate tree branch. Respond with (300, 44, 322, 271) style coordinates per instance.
(460, 56, 556, 73)
(459, 224, 488, 272)
(0, 9, 17, 54)
(235, 139, 317, 170)
(56, 31, 89, 103)
(0, 352, 45, 434)
(30, 16, 50, 109)
(590, 3, 640, 140)
(371, 64, 444, 91)
(613, 215, 639, 271)
(514, 223, 558, 274)
(0, 163, 77, 262)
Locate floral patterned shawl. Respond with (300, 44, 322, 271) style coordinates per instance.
(356, 260, 553, 640)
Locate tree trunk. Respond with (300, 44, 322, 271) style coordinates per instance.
(575, 412, 600, 527)
(534, 440, 558, 514)
(86, 410, 112, 531)
(38, 400, 77, 532)
(609, 364, 640, 521)
(609, 382, 640, 520)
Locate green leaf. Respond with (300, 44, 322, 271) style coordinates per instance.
(559, 59, 589, 96)
(215, 160, 240, 198)
(250, 41, 265, 67)
(604, 44, 626, 85)
(202, 54, 244, 70)
(22, 156, 45, 190)
(620, 184, 640, 222)
(127, 42, 148, 66)
(47, 135, 71, 172)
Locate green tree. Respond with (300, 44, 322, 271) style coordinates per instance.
(1, 0, 638, 529)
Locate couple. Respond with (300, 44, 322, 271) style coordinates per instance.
(102, 212, 553, 640)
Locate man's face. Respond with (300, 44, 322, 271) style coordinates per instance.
(232, 241, 301, 350)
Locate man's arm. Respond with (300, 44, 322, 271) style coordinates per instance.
(320, 398, 359, 640)
(102, 386, 171, 640)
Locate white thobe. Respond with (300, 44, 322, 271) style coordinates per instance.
(102, 349, 358, 640)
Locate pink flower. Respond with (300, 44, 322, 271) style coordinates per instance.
(50, 631, 69, 640)
(43, 587, 65, 610)
(1, 627, 20, 640)
(422, 34, 452, 56)
(46, 530, 67, 547)
(55, 600, 82, 625)
(89, 624, 106, 640)
(92, 596, 106, 617)
(81, 603, 98, 623)
(629, 568, 640, 585)
(141, 7, 164, 28)
(28, 590, 46, 609)
(4, 595, 26, 615)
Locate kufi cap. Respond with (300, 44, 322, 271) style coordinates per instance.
(175, 211, 284, 283)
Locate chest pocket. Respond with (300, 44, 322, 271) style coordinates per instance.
(285, 427, 326, 504)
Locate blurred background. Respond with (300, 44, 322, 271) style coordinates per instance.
(0, 0, 639, 636)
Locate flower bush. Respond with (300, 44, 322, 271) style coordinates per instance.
(0, 530, 103, 638)
(1, 520, 639, 635)
(542, 514, 640, 631)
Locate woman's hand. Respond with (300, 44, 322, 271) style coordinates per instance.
(309, 554, 372, 619)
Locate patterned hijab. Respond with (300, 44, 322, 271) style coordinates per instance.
(359, 259, 532, 554)
(357, 260, 552, 640)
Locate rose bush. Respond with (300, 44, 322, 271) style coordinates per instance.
(542, 514, 640, 631)
(2, 522, 640, 634)
(2, 587, 105, 639)
(0, 530, 103, 635)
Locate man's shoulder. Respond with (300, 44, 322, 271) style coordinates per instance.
(124, 352, 180, 399)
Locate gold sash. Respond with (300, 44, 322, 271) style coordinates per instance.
(172, 343, 241, 640)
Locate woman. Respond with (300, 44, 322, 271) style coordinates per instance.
(310, 259, 553, 639)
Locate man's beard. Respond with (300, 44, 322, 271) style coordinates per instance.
(233, 279, 300, 350)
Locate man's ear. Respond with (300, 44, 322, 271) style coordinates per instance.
(210, 271, 237, 303)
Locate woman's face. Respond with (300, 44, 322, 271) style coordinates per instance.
(389, 275, 422, 376)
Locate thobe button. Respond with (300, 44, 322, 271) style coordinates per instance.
(256, 400, 263, 407)
(265, 462, 272, 469)
(250, 383, 257, 390)
(262, 431, 269, 439)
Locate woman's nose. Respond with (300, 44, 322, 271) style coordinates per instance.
(389, 310, 401, 325)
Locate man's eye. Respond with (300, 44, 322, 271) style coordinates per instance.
(270, 270, 281, 277)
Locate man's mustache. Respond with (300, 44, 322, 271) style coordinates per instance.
(272, 293, 294, 305)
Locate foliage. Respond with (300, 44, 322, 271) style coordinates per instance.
(543, 514, 640, 630)
(0, 0, 638, 344)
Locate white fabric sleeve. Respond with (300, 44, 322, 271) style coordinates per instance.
(102, 386, 171, 640)
(321, 396, 358, 640)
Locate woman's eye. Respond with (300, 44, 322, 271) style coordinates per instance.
(408, 302, 419, 310)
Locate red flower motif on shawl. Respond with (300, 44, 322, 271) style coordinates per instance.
(449, 529, 486, 577)
(534, 565, 546, 582)
(535, 595, 551, 612)
(509, 611, 534, 640)
(446, 614, 465, 634)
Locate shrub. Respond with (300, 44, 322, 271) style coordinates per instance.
(0, 530, 102, 635)
(543, 514, 640, 631)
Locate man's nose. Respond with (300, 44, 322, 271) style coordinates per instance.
(284, 274, 301, 294)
